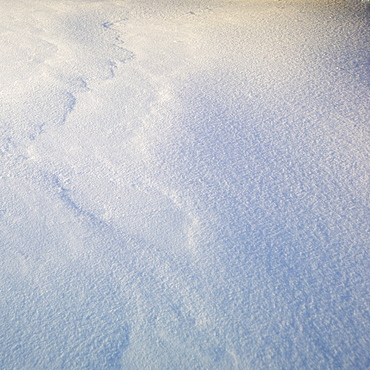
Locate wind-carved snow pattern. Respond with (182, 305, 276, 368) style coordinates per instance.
(1, 0, 370, 369)
(0, 3, 135, 158)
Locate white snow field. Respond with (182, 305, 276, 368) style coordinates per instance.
(0, 0, 369, 368)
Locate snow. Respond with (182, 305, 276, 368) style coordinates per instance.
(0, 0, 369, 368)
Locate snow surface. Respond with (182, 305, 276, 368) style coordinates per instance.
(0, 0, 369, 368)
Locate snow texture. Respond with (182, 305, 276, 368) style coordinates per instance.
(0, 0, 369, 368)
